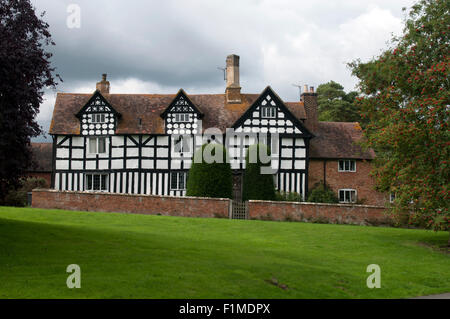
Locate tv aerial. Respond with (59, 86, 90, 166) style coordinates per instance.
(292, 83, 303, 100)
(217, 67, 226, 81)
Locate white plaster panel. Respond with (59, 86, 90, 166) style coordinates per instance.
(112, 148, 124, 158)
(71, 160, 83, 170)
(56, 148, 69, 158)
(72, 148, 83, 159)
(281, 148, 293, 157)
(142, 147, 154, 157)
(294, 160, 306, 170)
(141, 159, 154, 169)
(281, 160, 292, 169)
(126, 159, 138, 169)
(56, 160, 68, 170)
(295, 148, 306, 158)
(127, 147, 139, 157)
(156, 160, 168, 169)
(72, 137, 84, 147)
(156, 148, 168, 158)
(99, 160, 109, 169)
(85, 161, 96, 170)
(295, 138, 305, 146)
(112, 136, 123, 146)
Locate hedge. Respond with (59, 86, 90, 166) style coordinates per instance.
(242, 144, 276, 201)
(186, 143, 232, 199)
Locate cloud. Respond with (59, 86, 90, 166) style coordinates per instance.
(30, 0, 415, 141)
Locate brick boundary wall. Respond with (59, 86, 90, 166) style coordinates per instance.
(248, 200, 392, 226)
(31, 189, 231, 218)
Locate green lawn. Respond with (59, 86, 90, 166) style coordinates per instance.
(0, 206, 448, 299)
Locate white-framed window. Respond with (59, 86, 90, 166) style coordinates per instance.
(173, 113, 191, 123)
(261, 106, 276, 118)
(85, 174, 108, 191)
(339, 189, 357, 203)
(89, 137, 106, 154)
(338, 160, 356, 172)
(170, 171, 187, 190)
(173, 136, 191, 153)
(390, 192, 396, 203)
(90, 113, 106, 123)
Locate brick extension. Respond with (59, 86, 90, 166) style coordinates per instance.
(308, 159, 387, 206)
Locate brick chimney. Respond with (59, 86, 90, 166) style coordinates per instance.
(96, 73, 110, 94)
(225, 54, 241, 103)
(301, 84, 318, 132)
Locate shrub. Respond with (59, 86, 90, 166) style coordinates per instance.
(186, 143, 232, 199)
(275, 191, 303, 202)
(242, 144, 276, 201)
(307, 182, 338, 203)
(3, 177, 47, 207)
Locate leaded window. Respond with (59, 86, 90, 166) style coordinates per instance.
(170, 172, 187, 190)
(261, 106, 276, 118)
(173, 113, 191, 123)
(91, 113, 106, 123)
(86, 174, 108, 191)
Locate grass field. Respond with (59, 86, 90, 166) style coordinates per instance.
(0, 206, 448, 299)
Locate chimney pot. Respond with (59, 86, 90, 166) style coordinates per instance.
(310, 86, 314, 93)
(303, 84, 308, 94)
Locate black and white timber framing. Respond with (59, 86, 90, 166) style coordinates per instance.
(52, 86, 313, 199)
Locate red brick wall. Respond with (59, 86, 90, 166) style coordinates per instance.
(308, 159, 387, 206)
(248, 200, 392, 226)
(32, 189, 230, 218)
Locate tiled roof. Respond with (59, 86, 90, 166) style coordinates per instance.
(309, 122, 375, 160)
(49, 91, 373, 159)
(49, 92, 305, 135)
(29, 143, 53, 172)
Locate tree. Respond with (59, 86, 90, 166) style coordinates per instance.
(349, 0, 449, 240)
(4, 177, 47, 207)
(316, 81, 361, 122)
(242, 144, 276, 201)
(0, 0, 60, 203)
(186, 143, 232, 199)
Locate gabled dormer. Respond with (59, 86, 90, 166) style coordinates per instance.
(75, 90, 120, 136)
(160, 89, 203, 135)
(232, 86, 313, 138)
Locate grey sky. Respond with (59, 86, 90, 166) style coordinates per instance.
(32, 0, 416, 141)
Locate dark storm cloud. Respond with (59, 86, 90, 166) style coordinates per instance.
(34, 0, 262, 90)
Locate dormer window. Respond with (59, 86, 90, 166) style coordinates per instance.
(261, 106, 276, 118)
(174, 113, 191, 123)
(77, 91, 119, 136)
(91, 113, 106, 123)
